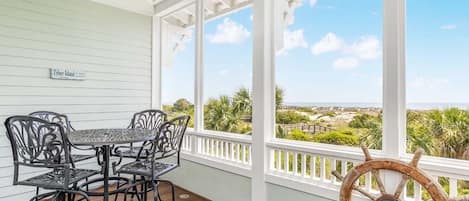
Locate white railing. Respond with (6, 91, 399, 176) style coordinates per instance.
(182, 131, 252, 166)
(266, 139, 469, 201)
(180, 133, 469, 201)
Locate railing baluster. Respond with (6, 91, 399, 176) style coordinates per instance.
(284, 151, 290, 173)
(293, 152, 298, 175)
(236, 143, 240, 162)
(311, 155, 316, 179)
(248, 145, 252, 165)
(414, 182, 422, 201)
(277, 150, 282, 171)
(210, 139, 214, 156)
(449, 178, 458, 197)
(215, 140, 220, 157)
(224, 141, 229, 159)
(331, 159, 337, 183)
(200, 138, 205, 154)
(241, 144, 247, 164)
(230, 143, 235, 161)
(320, 157, 326, 182)
(301, 153, 307, 178)
(341, 160, 347, 177)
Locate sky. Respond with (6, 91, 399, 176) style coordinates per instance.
(162, 0, 469, 106)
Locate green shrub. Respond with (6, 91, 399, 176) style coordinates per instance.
(276, 111, 310, 124)
(286, 129, 313, 141)
(312, 130, 359, 146)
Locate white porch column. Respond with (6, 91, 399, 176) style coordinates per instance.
(383, 0, 406, 161)
(151, 15, 162, 109)
(382, 0, 406, 193)
(252, 0, 275, 201)
(194, 0, 204, 132)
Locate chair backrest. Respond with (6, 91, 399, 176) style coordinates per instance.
(29, 111, 74, 133)
(151, 115, 190, 164)
(4, 116, 70, 185)
(130, 110, 167, 131)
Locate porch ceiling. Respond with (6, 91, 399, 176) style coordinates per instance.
(90, 0, 157, 15)
(162, 0, 252, 28)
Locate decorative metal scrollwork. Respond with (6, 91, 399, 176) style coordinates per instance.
(5, 116, 67, 166)
(149, 115, 190, 161)
(132, 110, 167, 131)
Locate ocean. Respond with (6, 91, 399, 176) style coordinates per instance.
(285, 102, 469, 110)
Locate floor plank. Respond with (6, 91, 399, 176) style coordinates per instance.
(87, 183, 210, 201)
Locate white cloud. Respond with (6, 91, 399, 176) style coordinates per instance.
(309, 0, 318, 7)
(333, 57, 359, 69)
(410, 77, 449, 90)
(440, 24, 457, 30)
(278, 29, 308, 55)
(208, 18, 250, 44)
(218, 69, 229, 76)
(345, 35, 380, 60)
(310, 33, 381, 69)
(311, 32, 344, 55)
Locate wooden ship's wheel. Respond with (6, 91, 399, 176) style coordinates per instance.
(332, 145, 469, 201)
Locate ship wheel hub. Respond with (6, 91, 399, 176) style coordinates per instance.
(376, 194, 398, 201)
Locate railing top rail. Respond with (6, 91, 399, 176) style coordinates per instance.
(400, 154, 469, 180)
(268, 139, 469, 181)
(267, 139, 385, 161)
(186, 130, 252, 144)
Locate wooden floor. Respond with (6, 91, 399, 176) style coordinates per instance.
(88, 183, 210, 201)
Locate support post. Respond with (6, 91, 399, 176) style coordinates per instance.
(151, 15, 162, 109)
(194, 0, 204, 132)
(252, 0, 275, 201)
(383, 0, 406, 193)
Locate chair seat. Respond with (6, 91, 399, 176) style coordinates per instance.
(112, 146, 150, 159)
(61, 154, 95, 163)
(18, 168, 99, 190)
(116, 161, 177, 178)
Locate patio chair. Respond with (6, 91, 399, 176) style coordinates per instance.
(29, 111, 97, 199)
(4, 116, 99, 201)
(29, 111, 96, 165)
(115, 115, 190, 201)
(111, 109, 167, 159)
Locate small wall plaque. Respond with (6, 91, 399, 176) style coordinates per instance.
(50, 68, 85, 81)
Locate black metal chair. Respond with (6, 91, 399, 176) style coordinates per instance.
(112, 110, 167, 159)
(4, 116, 99, 201)
(116, 115, 190, 201)
(29, 111, 96, 165)
(29, 111, 98, 198)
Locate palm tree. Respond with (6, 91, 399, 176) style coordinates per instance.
(406, 111, 433, 154)
(233, 88, 252, 115)
(204, 96, 241, 133)
(426, 108, 469, 159)
(276, 86, 284, 110)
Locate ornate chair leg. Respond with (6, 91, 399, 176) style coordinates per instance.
(170, 182, 175, 201)
(130, 175, 137, 200)
(151, 180, 159, 201)
(85, 177, 89, 192)
(155, 181, 162, 201)
(114, 173, 121, 201)
(35, 187, 40, 201)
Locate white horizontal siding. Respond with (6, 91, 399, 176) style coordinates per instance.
(0, 0, 152, 199)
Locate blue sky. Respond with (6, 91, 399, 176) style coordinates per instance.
(162, 0, 469, 106)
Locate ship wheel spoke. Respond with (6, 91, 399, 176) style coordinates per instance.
(372, 170, 387, 195)
(393, 149, 423, 199)
(361, 145, 387, 195)
(333, 171, 377, 201)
